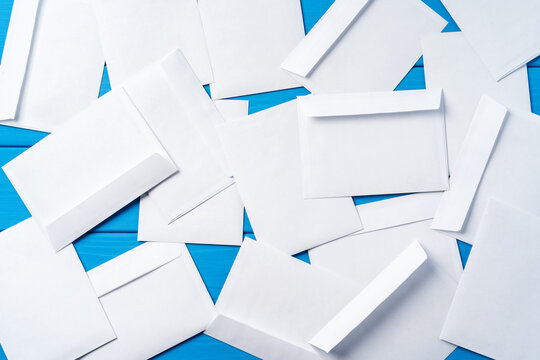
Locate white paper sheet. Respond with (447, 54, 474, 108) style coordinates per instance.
(422, 32, 531, 169)
(298, 89, 449, 198)
(83, 242, 216, 360)
(137, 100, 248, 246)
(309, 217, 462, 359)
(281, 0, 446, 94)
(2, 88, 177, 251)
(123, 50, 233, 223)
(441, 0, 540, 81)
(441, 200, 540, 360)
(217, 100, 362, 254)
(355, 192, 443, 234)
(198, 0, 304, 99)
(309, 241, 427, 353)
(213, 100, 250, 119)
(431, 95, 540, 243)
(93, 0, 213, 87)
(0, 0, 39, 122)
(0, 0, 104, 132)
(205, 238, 360, 360)
(0, 218, 116, 360)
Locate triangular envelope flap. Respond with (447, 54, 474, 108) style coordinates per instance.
(432, 95, 507, 231)
(87, 242, 184, 298)
(45, 152, 177, 251)
(0, 0, 40, 120)
(205, 314, 319, 360)
(281, 0, 372, 77)
(299, 88, 443, 118)
(355, 192, 443, 234)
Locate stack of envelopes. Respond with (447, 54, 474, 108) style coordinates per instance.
(0, 0, 539, 359)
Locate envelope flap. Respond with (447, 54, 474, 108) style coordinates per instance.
(281, 0, 372, 77)
(299, 89, 443, 118)
(355, 192, 442, 234)
(432, 95, 507, 232)
(309, 241, 427, 352)
(205, 314, 318, 360)
(42, 152, 177, 251)
(87, 242, 183, 298)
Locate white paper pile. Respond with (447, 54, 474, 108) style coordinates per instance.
(0, 0, 539, 358)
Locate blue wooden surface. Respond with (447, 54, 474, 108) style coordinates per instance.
(0, 0, 536, 358)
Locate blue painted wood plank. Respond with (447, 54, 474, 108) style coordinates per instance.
(528, 67, 540, 114)
(0, 125, 47, 146)
(457, 240, 472, 269)
(0, 0, 12, 60)
(447, 347, 491, 360)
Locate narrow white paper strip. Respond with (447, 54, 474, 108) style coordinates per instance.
(300, 88, 443, 117)
(0, 0, 40, 120)
(356, 192, 442, 234)
(309, 241, 427, 352)
(432, 95, 507, 231)
(281, 0, 370, 77)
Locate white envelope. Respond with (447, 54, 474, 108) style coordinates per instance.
(206, 238, 428, 360)
(137, 100, 248, 246)
(0, 0, 104, 132)
(198, 0, 304, 99)
(0, 218, 116, 360)
(441, 200, 540, 360)
(441, 0, 540, 81)
(93, 0, 213, 87)
(217, 100, 362, 254)
(281, 0, 446, 94)
(422, 32, 531, 170)
(431, 95, 540, 243)
(309, 241, 427, 353)
(309, 198, 463, 360)
(123, 50, 233, 223)
(298, 89, 449, 198)
(82, 242, 216, 360)
(2, 88, 177, 251)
